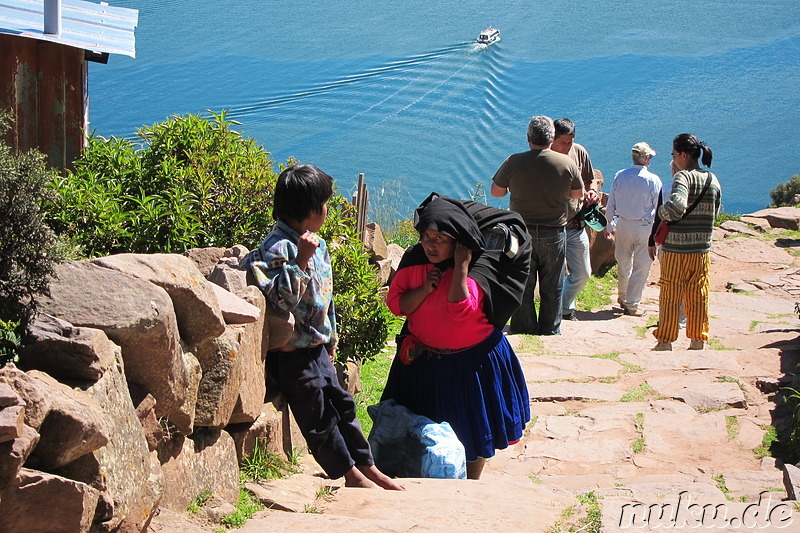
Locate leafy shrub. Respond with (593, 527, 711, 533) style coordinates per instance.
(715, 211, 740, 227)
(769, 174, 800, 207)
(322, 193, 396, 363)
(48, 110, 279, 255)
(0, 112, 66, 365)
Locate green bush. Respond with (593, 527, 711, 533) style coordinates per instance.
(769, 174, 800, 207)
(322, 193, 395, 363)
(48, 110, 278, 255)
(47, 110, 392, 363)
(0, 112, 67, 365)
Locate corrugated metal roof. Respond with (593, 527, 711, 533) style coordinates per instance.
(0, 0, 137, 57)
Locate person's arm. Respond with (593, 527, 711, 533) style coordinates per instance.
(491, 182, 508, 198)
(398, 268, 441, 315)
(659, 172, 690, 221)
(448, 244, 471, 303)
(248, 238, 311, 311)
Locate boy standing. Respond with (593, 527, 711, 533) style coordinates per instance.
(241, 164, 402, 490)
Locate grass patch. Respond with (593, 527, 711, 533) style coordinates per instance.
(240, 440, 299, 481)
(187, 489, 213, 514)
(754, 425, 778, 458)
(632, 412, 645, 453)
(634, 315, 659, 340)
(708, 338, 736, 350)
(355, 351, 394, 435)
(220, 488, 264, 528)
(575, 267, 617, 312)
(546, 491, 602, 533)
(620, 382, 658, 402)
(516, 334, 549, 354)
(726, 416, 740, 440)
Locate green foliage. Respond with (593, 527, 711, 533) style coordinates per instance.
(715, 210, 740, 227)
(321, 193, 395, 363)
(769, 174, 800, 207)
(0, 112, 67, 366)
(575, 266, 617, 312)
(48, 110, 278, 255)
(220, 488, 263, 528)
(0, 319, 21, 365)
(754, 425, 778, 458)
(240, 439, 298, 481)
(355, 352, 394, 434)
(187, 489, 213, 514)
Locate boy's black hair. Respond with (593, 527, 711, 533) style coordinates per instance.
(272, 164, 334, 223)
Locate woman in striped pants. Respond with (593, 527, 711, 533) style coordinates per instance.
(652, 134, 721, 351)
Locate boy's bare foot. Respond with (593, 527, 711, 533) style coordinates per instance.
(358, 465, 405, 490)
(343, 466, 378, 488)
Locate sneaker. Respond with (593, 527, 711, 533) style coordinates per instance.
(562, 312, 578, 321)
(617, 297, 625, 307)
(689, 339, 705, 350)
(623, 305, 647, 317)
(653, 342, 672, 351)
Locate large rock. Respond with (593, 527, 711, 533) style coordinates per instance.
(0, 364, 51, 429)
(19, 314, 116, 382)
(53, 343, 162, 532)
(183, 247, 227, 277)
(91, 253, 225, 346)
(589, 225, 616, 276)
(0, 468, 101, 533)
(2, 369, 111, 471)
(194, 327, 244, 428)
(171, 351, 202, 435)
(209, 282, 260, 325)
(39, 261, 189, 420)
(0, 382, 24, 443)
(0, 424, 39, 490)
(208, 262, 249, 295)
(229, 286, 267, 424)
(157, 429, 239, 512)
(363, 222, 388, 261)
(0, 403, 24, 443)
(31, 371, 112, 470)
(745, 206, 800, 230)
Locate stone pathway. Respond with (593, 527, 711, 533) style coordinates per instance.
(153, 226, 800, 532)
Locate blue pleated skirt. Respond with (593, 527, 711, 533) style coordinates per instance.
(380, 327, 530, 462)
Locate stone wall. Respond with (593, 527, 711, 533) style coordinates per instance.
(0, 247, 311, 532)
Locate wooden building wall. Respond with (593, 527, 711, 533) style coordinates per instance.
(0, 33, 87, 171)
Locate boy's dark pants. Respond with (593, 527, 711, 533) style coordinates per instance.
(266, 345, 373, 479)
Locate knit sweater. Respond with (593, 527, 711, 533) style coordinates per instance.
(659, 168, 721, 254)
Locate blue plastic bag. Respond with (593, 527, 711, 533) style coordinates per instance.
(367, 399, 466, 479)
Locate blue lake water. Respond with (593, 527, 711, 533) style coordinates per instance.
(90, 0, 800, 219)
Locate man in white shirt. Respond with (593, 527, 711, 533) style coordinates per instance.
(604, 142, 662, 316)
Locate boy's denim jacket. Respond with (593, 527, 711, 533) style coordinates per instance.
(241, 221, 337, 350)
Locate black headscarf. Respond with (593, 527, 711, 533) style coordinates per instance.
(397, 193, 532, 328)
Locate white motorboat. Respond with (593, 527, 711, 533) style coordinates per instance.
(476, 26, 500, 45)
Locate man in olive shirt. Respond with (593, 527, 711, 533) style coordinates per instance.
(491, 115, 583, 335)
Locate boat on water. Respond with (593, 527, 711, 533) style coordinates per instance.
(476, 26, 500, 45)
